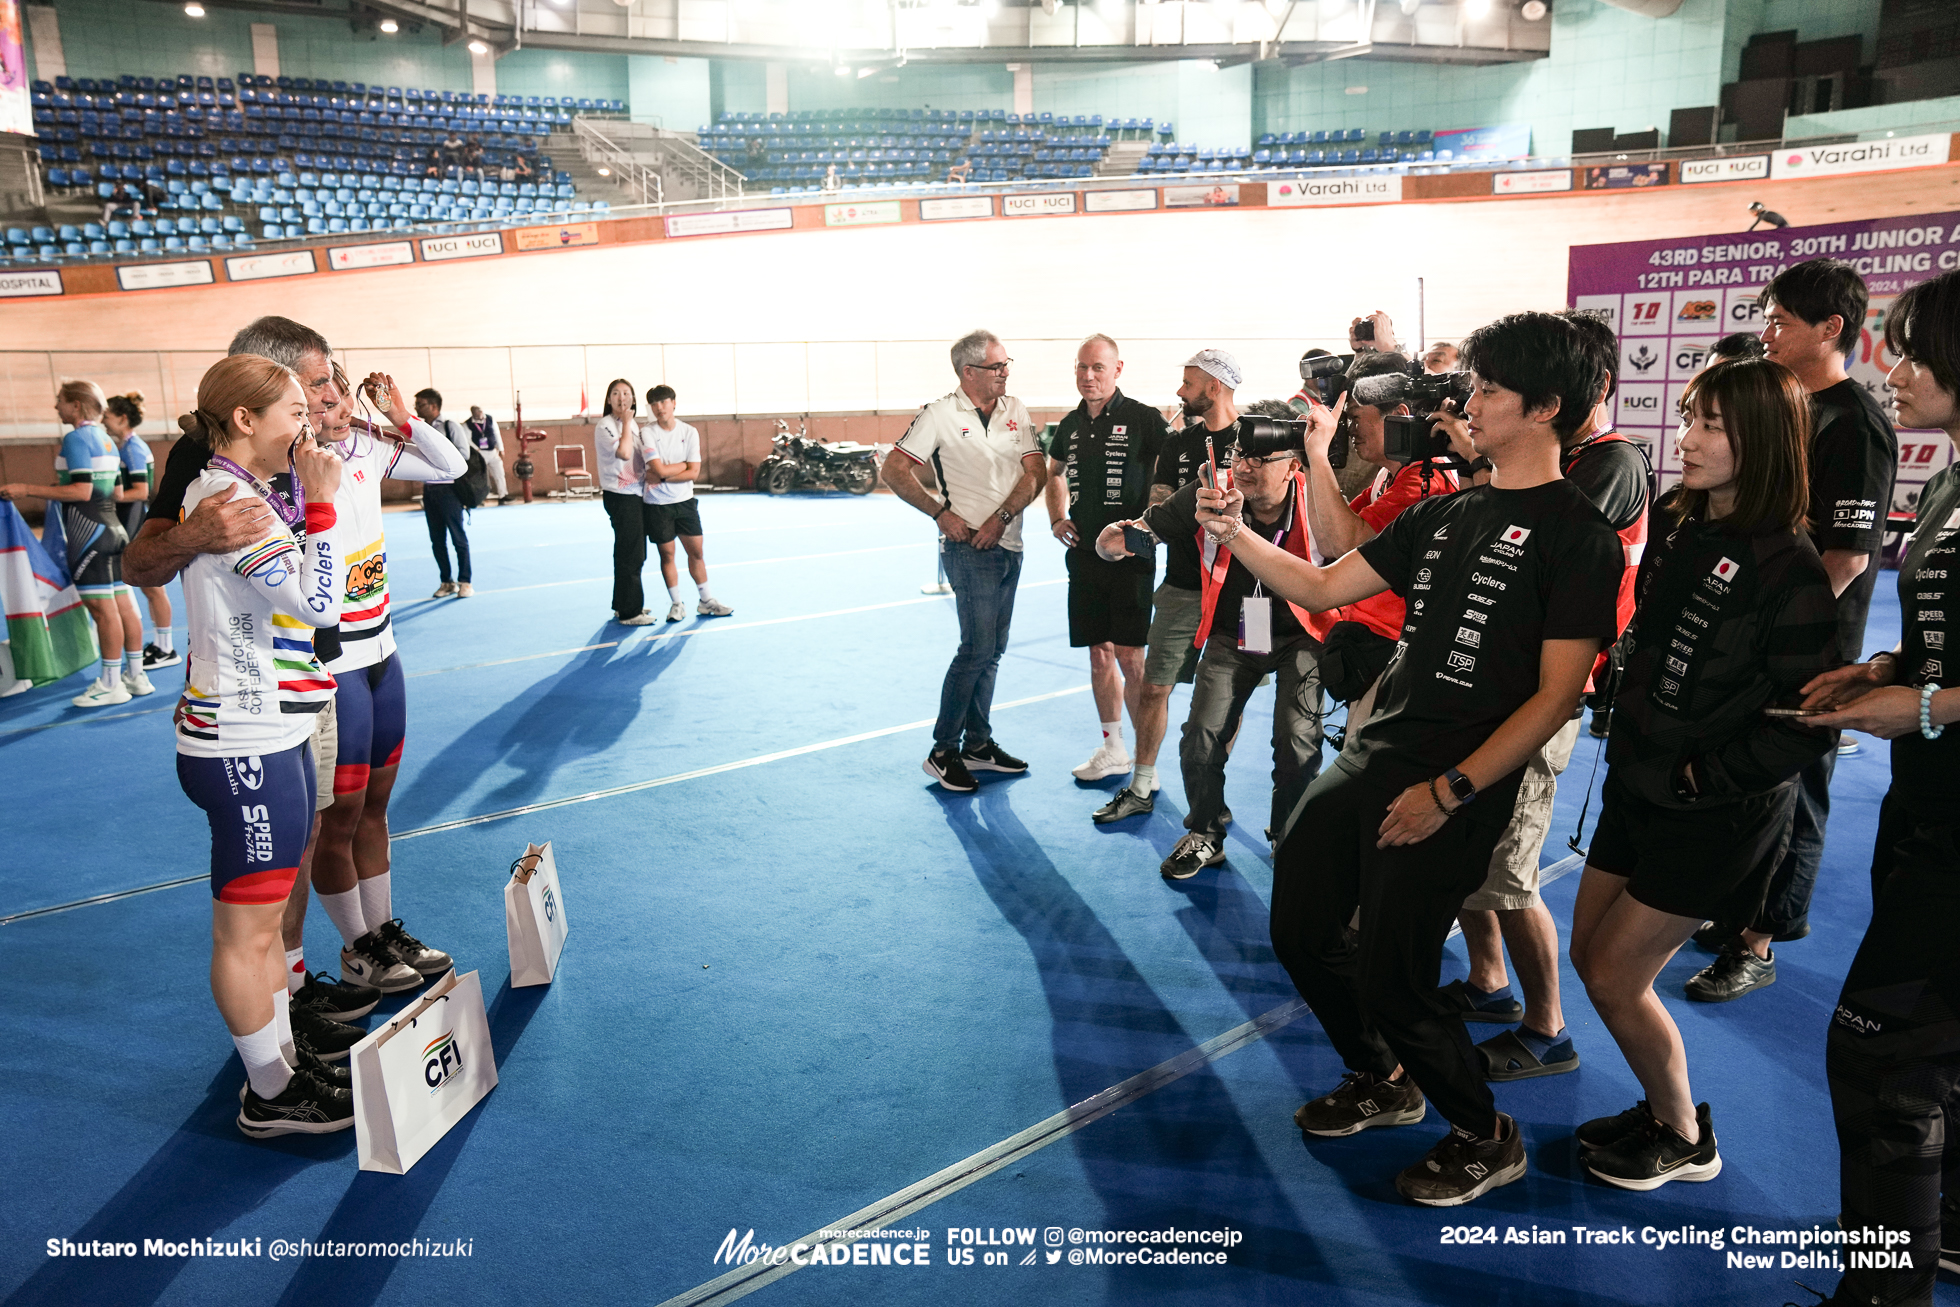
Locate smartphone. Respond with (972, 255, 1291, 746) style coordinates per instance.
(1763, 706, 1825, 718)
(1123, 525, 1154, 555)
(1204, 433, 1217, 489)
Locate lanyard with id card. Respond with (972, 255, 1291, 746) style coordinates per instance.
(1238, 517, 1285, 656)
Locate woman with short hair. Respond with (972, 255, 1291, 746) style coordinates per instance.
(1569, 357, 1840, 1190)
(172, 353, 352, 1138)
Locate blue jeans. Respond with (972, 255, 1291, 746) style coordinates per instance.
(934, 540, 1023, 752)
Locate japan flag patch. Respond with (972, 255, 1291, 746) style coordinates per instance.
(1713, 557, 1740, 581)
(1500, 525, 1531, 545)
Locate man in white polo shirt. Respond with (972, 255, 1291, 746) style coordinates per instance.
(643, 383, 733, 622)
(880, 329, 1047, 792)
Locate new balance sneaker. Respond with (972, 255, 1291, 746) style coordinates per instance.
(1092, 788, 1155, 823)
(1576, 1101, 1657, 1153)
(1072, 740, 1132, 781)
(923, 748, 977, 793)
(340, 930, 424, 994)
(122, 666, 156, 697)
(238, 1044, 352, 1102)
(141, 642, 181, 669)
(1160, 832, 1225, 881)
(1685, 946, 1775, 1003)
(961, 740, 1027, 774)
(291, 1002, 366, 1063)
(666, 601, 687, 622)
(375, 918, 453, 977)
(291, 970, 380, 1022)
(618, 610, 657, 626)
(697, 598, 734, 617)
(237, 1067, 355, 1138)
(1395, 1115, 1528, 1207)
(71, 679, 132, 709)
(1583, 1102, 1721, 1191)
(432, 582, 458, 598)
(1294, 1070, 1426, 1137)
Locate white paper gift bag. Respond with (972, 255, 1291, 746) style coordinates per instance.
(351, 969, 498, 1174)
(505, 842, 568, 987)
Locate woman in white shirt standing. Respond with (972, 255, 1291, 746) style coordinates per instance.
(172, 354, 352, 1139)
(595, 378, 655, 625)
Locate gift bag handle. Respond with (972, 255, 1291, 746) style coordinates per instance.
(510, 851, 544, 884)
(391, 993, 451, 1033)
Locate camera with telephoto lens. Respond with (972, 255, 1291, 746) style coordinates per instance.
(1381, 371, 1476, 467)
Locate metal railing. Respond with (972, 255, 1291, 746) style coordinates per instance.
(569, 117, 664, 209)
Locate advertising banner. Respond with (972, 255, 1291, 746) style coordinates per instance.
(919, 195, 993, 221)
(1680, 154, 1770, 184)
(224, 249, 317, 282)
(419, 232, 505, 261)
(1267, 175, 1402, 206)
(116, 260, 215, 291)
(1432, 123, 1532, 162)
(514, 222, 600, 250)
(1583, 163, 1669, 190)
(664, 208, 793, 238)
(1083, 188, 1158, 214)
(822, 201, 901, 228)
(1163, 183, 1239, 209)
(0, 0, 28, 137)
(1570, 208, 1960, 506)
(1769, 132, 1952, 182)
(0, 268, 60, 297)
(1002, 192, 1078, 217)
(328, 240, 416, 271)
(1493, 169, 1572, 195)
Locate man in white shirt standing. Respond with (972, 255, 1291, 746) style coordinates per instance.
(643, 384, 733, 622)
(880, 329, 1047, 792)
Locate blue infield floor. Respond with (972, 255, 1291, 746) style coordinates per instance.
(0, 489, 1934, 1307)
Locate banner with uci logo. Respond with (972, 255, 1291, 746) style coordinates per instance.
(351, 968, 498, 1174)
(1568, 207, 1960, 514)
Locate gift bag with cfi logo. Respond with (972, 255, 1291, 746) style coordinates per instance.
(505, 841, 568, 987)
(350, 968, 498, 1174)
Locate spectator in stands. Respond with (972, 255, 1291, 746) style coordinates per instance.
(103, 182, 141, 224)
(423, 147, 443, 181)
(946, 160, 972, 186)
(1423, 341, 1460, 375)
(414, 388, 475, 598)
(511, 155, 534, 183)
(465, 405, 506, 503)
(822, 164, 842, 194)
(746, 137, 766, 171)
(462, 138, 486, 184)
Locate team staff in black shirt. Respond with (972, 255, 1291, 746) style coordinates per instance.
(1567, 358, 1838, 1192)
(1045, 335, 1170, 793)
(1199, 312, 1624, 1206)
(1803, 268, 1960, 1307)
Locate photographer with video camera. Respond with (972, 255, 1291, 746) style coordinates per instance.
(1431, 310, 1650, 1085)
(1197, 311, 1624, 1206)
(1095, 395, 1333, 879)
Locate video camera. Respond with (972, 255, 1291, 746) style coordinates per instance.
(1228, 353, 1358, 471)
(1380, 371, 1475, 468)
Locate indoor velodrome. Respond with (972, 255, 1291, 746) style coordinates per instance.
(3, 0, 1960, 1304)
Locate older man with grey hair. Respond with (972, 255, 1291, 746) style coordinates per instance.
(881, 329, 1046, 793)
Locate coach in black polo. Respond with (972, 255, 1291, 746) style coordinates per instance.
(1045, 334, 1171, 785)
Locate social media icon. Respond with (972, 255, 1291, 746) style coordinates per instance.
(1046, 1250, 1062, 1265)
(1044, 1228, 1064, 1248)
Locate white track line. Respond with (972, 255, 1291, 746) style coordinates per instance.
(399, 542, 932, 602)
(655, 1000, 1311, 1307)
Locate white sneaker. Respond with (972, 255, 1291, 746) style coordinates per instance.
(122, 666, 156, 697)
(697, 598, 734, 617)
(618, 610, 656, 626)
(665, 601, 687, 623)
(1072, 740, 1132, 781)
(72, 679, 133, 709)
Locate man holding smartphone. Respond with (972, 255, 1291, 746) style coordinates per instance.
(1046, 335, 1170, 789)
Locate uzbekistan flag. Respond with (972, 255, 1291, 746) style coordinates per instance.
(0, 503, 96, 686)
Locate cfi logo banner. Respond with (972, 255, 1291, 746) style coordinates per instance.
(422, 1031, 465, 1094)
(1712, 557, 1740, 582)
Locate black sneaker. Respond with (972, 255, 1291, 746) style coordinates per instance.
(1294, 1069, 1426, 1137)
(1394, 1114, 1527, 1207)
(237, 1068, 356, 1138)
(961, 740, 1028, 774)
(238, 1044, 351, 1102)
(1160, 832, 1225, 881)
(1588, 709, 1610, 739)
(291, 970, 380, 1022)
(1576, 1100, 1657, 1153)
(292, 1002, 367, 1063)
(340, 930, 424, 994)
(1438, 979, 1524, 1023)
(375, 918, 453, 977)
(1092, 788, 1155, 824)
(922, 748, 977, 793)
(1685, 946, 1776, 1003)
(1583, 1101, 1721, 1191)
(141, 642, 181, 669)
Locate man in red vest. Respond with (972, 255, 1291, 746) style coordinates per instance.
(1097, 393, 1335, 882)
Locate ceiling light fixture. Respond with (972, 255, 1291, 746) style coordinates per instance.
(597, 166, 612, 176)
(1462, 0, 1491, 17)
(468, 38, 489, 53)
(379, 18, 399, 31)
(1520, 0, 1548, 18)
(183, 3, 205, 15)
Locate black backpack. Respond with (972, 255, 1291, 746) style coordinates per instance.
(447, 419, 491, 508)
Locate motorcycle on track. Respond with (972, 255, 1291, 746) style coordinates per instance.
(755, 419, 880, 496)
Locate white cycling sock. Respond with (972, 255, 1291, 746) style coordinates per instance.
(668, 584, 684, 605)
(1101, 720, 1124, 749)
(358, 872, 393, 932)
(1129, 764, 1157, 797)
(285, 948, 306, 994)
(697, 582, 715, 603)
(320, 888, 366, 947)
(154, 628, 174, 654)
(234, 1019, 295, 1100)
(271, 987, 295, 1062)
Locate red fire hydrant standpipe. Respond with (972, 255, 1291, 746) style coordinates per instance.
(509, 396, 551, 504)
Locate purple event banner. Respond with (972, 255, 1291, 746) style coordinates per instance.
(1568, 207, 1960, 505)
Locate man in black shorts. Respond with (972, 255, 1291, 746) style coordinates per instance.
(1046, 334, 1169, 791)
(1689, 258, 1898, 1000)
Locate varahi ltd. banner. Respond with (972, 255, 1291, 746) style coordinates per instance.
(1569, 208, 1960, 513)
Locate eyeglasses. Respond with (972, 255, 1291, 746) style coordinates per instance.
(965, 360, 1013, 374)
(1234, 454, 1294, 471)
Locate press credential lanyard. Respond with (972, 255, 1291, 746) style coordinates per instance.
(1239, 517, 1288, 657)
(209, 447, 305, 541)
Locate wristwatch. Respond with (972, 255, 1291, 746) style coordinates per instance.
(996, 508, 1013, 524)
(1443, 767, 1477, 807)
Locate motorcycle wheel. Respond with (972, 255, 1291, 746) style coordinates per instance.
(844, 464, 877, 496)
(762, 463, 796, 496)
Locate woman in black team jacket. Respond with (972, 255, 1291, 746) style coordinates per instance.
(1803, 268, 1960, 1307)
(1568, 357, 1840, 1191)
